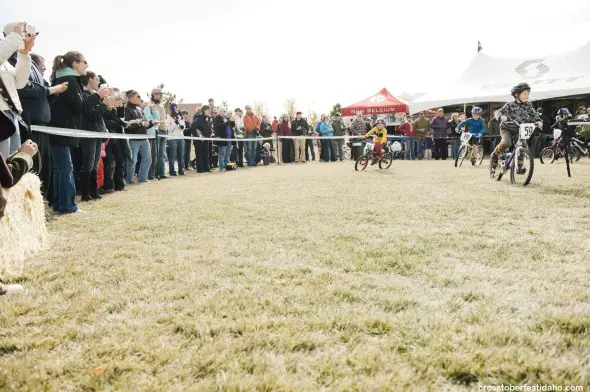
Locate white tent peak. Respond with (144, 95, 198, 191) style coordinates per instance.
(411, 40, 590, 113)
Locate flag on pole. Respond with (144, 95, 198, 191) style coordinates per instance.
(477, 41, 483, 53)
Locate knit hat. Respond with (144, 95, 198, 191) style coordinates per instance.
(180, 110, 188, 115)
(170, 102, 178, 111)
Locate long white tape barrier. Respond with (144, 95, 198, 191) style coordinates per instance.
(31, 125, 500, 142)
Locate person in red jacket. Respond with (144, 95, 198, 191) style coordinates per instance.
(397, 115, 416, 160)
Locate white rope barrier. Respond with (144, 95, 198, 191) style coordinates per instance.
(30, 125, 507, 142)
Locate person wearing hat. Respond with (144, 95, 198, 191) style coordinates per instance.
(291, 112, 309, 163)
(331, 113, 345, 162)
(149, 87, 167, 180)
(165, 103, 185, 176)
(0, 22, 34, 157)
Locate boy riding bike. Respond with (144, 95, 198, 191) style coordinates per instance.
(364, 118, 388, 165)
(490, 82, 543, 170)
(455, 106, 487, 165)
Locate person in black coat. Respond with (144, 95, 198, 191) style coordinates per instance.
(181, 110, 192, 171)
(48, 51, 110, 214)
(213, 110, 236, 171)
(103, 97, 127, 192)
(190, 105, 213, 173)
(79, 71, 109, 201)
(12, 53, 68, 202)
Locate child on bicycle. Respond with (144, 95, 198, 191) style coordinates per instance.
(455, 106, 487, 165)
(364, 118, 388, 165)
(490, 83, 543, 169)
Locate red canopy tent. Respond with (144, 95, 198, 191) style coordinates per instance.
(341, 88, 409, 116)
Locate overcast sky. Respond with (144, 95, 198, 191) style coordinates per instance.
(3, 0, 590, 116)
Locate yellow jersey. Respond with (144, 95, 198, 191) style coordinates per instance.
(366, 126, 388, 144)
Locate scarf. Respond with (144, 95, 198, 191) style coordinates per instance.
(55, 67, 79, 79)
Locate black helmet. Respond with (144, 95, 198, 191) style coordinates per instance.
(511, 82, 531, 97)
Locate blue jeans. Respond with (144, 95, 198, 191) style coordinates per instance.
(157, 133, 167, 177)
(405, 137, 416, 160)
(127, 139, 151, 184)
(245, 134, 257, 166)
(50, 145, 77, 213)
(451, 138, 461, 159)
(218, 144, 232, 169)
(167, 139, 184, 175)
(321, 139, 336, 162)
(416, 136, 424, 160)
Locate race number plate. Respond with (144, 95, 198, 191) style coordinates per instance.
(553, 129, 562, 139)
(519, 124, 535, 140)
(460, 133, 472, 142)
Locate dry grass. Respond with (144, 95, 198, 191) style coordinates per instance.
(1, 158, 589, 391)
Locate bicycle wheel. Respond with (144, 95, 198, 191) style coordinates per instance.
(455, 145, 467, 167)
(570, 145, 582, 162)
(510, 148, 534, 186)
(539, 147, 555, 164)
(379, 153, 393, 169)
(477, 145, 484, 165)
(355, 155, 369, 171)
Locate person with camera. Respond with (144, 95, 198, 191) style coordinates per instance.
(103, 88, 127, 193)
(0, 137, 38, 295)
(166, 103, 186, 176)
(0, 22, 34, 157)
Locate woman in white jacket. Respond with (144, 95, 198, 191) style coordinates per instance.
(0, 22, 34, 156)
(166, 103, 186, 176)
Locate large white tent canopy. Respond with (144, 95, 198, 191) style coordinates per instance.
(410, 42, 590, 113)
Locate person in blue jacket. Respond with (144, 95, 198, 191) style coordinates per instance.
(456, 106, 487, 165)
(318, 115, 336, 162)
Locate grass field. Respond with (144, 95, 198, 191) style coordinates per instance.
(1, 158, 589, 391)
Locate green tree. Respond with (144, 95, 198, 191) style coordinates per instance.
(330, 103, 342, 118)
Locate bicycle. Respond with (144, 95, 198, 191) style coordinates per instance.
(489, 119, 537, 186)
(355, 137, 392, 171)
(539, 129, 577, 164)
(455, 131, 484, 167)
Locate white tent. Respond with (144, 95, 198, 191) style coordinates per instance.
(410, 42, 590, 113)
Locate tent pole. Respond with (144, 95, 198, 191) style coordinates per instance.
(463, 103, 466, 113)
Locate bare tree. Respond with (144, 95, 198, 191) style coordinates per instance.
(147, 83, 184, 114)
(252, 101, 267, 118)
(308, 110, 319, 125)
(284, 99, 297, 118)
